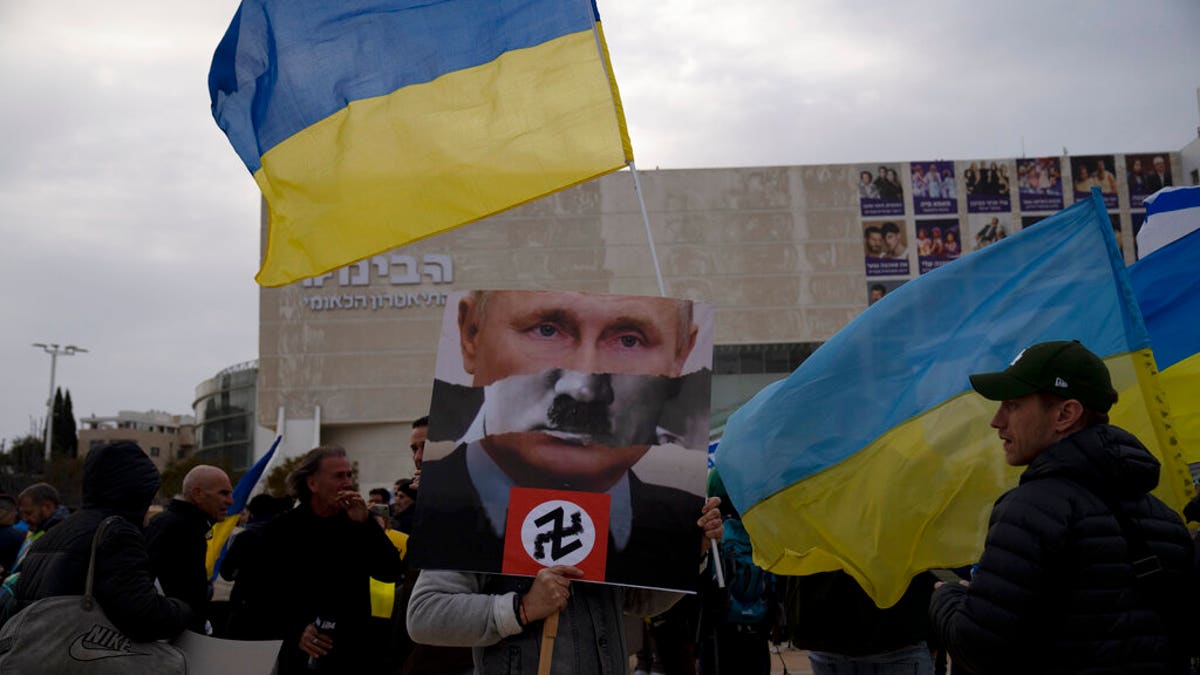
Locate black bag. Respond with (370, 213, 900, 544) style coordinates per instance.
(0, 516, 187, 674)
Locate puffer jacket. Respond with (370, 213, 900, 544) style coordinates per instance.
(11, 441, 193, 641)
(930, 424, 1196, 674)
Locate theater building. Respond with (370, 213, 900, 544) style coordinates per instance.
(255, 152, 1186, 488)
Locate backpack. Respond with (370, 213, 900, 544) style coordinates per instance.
(718, 518, 774, 625)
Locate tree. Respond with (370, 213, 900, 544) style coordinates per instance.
(8, 434, 43, 475)
(50, 387, 78, 459)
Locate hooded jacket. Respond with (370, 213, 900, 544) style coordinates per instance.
(12, 442, 193, 641)
(930, 425, 1195, 674)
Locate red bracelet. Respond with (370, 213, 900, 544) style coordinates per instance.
(519, 597, 530, 626)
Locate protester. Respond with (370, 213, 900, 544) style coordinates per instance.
(0, 496, 23, 575)
(221, 493, 292, 637)
(368, 487, 391, 507)
(231, 445, 404, 673)
(699, 471, 779, 675)
(788, 571, 935, 674)
(406, 497, 722, 674)
(930, 340, 1197, 673)
(15, 483, 69, 565)
(391, 478, 417, 533)
(146, 464, 234, 634)
(410, 415, 428, 491)
(394, 415, 475, 675)
(0, 441, 194, 638)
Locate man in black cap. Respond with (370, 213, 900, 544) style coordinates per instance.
(930, 340, 1197, 674)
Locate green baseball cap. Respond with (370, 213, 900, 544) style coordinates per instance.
(969, 340, 1118, 412)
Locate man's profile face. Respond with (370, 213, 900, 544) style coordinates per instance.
(869, 288, 885, 302)
(19, 498, 54, 531)
(410, 425, 427, 469)
(191, 473, 234, 521)
(989, 393, 1061, 466)
(458, 291, 697, 491)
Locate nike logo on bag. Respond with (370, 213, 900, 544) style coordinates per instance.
(68, 624, 143, 662)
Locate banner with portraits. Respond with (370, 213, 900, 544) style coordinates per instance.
(409, 290, 714, 592)
(1124, 153, 1174, 208)
(858, 164, 905, 217)
(1016, 157, 1063, 212)
(862, 220, 910, 277)
(1070, 155, 1119, 209)
(962, 159, 1013, 213)
(916, 219, 962, 274)
(912, 161, 957, 215)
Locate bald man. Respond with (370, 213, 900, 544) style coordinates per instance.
(146, 464, 233, 633)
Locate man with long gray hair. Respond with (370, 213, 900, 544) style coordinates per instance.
(231, 446, 403, 673)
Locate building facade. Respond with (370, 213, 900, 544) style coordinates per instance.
(258, 151, 1186, 489)
(78, 410, 195, 473)
(193, 360, 258, 471)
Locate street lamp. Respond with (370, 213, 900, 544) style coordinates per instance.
(32, 343, 88, 463)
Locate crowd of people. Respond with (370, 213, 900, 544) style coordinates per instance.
(0, 339, 1197, 675)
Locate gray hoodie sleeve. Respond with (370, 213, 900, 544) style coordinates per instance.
(407, 570, 523, 647)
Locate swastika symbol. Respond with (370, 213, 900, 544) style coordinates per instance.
(532, 507, 585, 561)
(520, 499, 596, 568)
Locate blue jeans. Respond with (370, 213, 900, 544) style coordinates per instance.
(808, 642, 934, 675)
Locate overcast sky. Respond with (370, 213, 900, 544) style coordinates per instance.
(1, 1, 1198, 447)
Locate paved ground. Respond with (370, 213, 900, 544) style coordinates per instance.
(771, 644, 813, 675)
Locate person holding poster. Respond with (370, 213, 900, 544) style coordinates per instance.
(406, 290, 721, 674)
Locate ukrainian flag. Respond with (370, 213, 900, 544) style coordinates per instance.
(716, 190, 1196, 608)
(210, 0, 633, 287)
(1130, 186, 1200, 466)
(206, 436, 280, 581)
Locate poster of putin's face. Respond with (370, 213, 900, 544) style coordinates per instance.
(408, 290, 713, 592)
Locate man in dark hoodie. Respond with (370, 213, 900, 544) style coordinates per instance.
(6, 441, 194, 640)
(930, 341, 1196, 674)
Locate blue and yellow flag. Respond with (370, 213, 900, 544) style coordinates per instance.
(716, 190, 1195, 608)
(210, 0, 633, 287)
(206, 436, 280, 581)
(1130, 187, 1200, 466)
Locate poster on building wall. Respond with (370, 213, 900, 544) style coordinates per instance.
(862, 220, 910, 277)
(1124, 153, 1174, 208)
(962, 159, 1013, 213)
(1070, 155, 1119, 209)
(858, 164, 905, 217)
(867, 279, 907, 305)
(1131, 212, 1147, 259)
(968, 213, 1011, 251)
(1016, 157, 1063, 212)
(1109, 213, 1126, 260)
(409, 289, 714, 593)
(911, 161, 957, 215)
(916, 219, 962, 274)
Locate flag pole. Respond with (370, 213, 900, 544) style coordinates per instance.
(536, 611, 560, 675)
(628, 161, 667, 297)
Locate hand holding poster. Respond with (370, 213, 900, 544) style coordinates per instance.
(409, 290, 714, 592)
